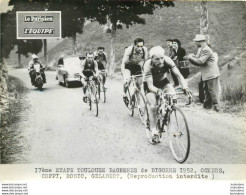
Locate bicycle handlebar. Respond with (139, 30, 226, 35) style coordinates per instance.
(159, 89, 192, 106)
(129, 74, 143, 79)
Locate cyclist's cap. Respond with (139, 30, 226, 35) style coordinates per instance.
(149, 46, 165, 58)
(98, 46, 104, 50)
(86, 52, 94, 57)
(134, 38, 144, 45)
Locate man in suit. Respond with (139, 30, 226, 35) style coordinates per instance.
(185, 34, 220, 112)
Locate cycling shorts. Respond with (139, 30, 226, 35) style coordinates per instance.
(83, 69, 94, 78)
(144, 78, 170, 94)
(125, 63, 142, 75)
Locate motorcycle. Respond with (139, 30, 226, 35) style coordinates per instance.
(29, 64, 45, 90)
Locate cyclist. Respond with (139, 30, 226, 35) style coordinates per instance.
(80, 52, 99, 103)
(121, 38, 148, 105)
(94, 46, 107, 87)
(143, 46, 189, 144)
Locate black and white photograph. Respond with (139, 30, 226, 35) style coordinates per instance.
(0, 0, 246, 193)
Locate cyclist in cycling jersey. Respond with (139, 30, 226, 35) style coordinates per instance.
(121, 38, 148, 104)
(94, 46, 107, 86)
(143, 46, 189, 144)
(80, 52, 99, 103)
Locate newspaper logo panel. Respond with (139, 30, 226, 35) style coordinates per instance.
(17, 11, 61, 39)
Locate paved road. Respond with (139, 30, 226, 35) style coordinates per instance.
(6, 68, 246, 164)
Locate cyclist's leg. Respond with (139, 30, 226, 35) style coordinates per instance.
(145, 92, 158, 141)
(123, 69, 131, 95)
(81, 77, 87, 94)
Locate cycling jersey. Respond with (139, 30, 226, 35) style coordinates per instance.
(123, 45, 148, 75)
(94, 52, 107, 70)
(143, 56, 176, 93)
(81, 59, 98, 77)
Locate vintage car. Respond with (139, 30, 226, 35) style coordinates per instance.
(56, 56, 84, 87)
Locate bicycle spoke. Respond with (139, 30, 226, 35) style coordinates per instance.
(168, 107, 190, 163)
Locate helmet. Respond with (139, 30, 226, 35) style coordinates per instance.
(32, 54, 39, 59)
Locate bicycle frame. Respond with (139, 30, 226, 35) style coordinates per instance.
(155, 88, 191, 163)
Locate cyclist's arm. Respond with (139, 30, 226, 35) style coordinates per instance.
(121, 46, 131, 79)
(165, 56, 188, 89)
(80, 60, 86, 77)
(94, 60, 99, 76)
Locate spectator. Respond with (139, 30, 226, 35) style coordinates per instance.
(185, 34, 221, 112)
(171, 39, 187, 86)
(166, 39, 176, 59)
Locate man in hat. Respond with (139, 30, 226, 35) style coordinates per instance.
(185, 34, 220, 112)
(28, 54, 46, 85)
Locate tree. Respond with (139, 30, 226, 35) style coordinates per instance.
(1, 11, 16, 63)
(48, 0, 86, 54)
(91, 0, 174, 74)
(16, 39, 43, 67)
(1, 0, 47, 65)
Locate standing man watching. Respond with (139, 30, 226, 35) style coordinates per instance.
(185, 34, 220, 112)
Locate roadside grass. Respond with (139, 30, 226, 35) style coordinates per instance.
(221, 84, 246, 113)
(0, 76, 29, 163)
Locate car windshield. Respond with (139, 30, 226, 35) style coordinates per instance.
(63, 57, 81, 69)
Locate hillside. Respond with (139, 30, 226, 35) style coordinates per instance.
(47, 2, 245, 66)
(5, 1, 246, 87)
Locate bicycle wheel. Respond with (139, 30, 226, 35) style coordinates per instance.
(94, 87, 99, 117)
(102, 83, 106, 103)
(135, 92, 148, 125)
(167, 106, 190, 163)
(87, 88, 92, 111)
(97, 82, 101, 101)
(124, 88, 134, 116)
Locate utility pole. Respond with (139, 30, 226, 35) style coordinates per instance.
(43, 39, 48, 65)
(200, 1, 210, 44)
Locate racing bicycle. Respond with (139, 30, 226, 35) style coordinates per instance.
(84, 76, 99, 117)
(148, 88, 192, 163)
(123, 74, 148, 125)
(97, 70, 107, 103)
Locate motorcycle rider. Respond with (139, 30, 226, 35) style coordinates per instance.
(28, 54, 46, 85)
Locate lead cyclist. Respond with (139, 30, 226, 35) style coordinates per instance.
(143, 46, 190, 144)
